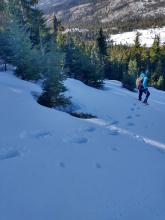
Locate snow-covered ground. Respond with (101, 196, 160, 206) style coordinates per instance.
(0, 71, 165, 220)
(62, 28, 89, 34)
(61, 26, 165, 47)
(109, 27, 165, 47)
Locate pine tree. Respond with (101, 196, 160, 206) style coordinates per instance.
(90, 43, 100, 64)
(0, 0, 6, 31)
(0, 3, 7, 44)
(64, 35, 75, 77)
(68, 45, 104, 88)
(150, 35, 161, 73)
(7, 0, 50, 50)
(97, 28, 107, 64)
(53, 14, 58, 33)
(156, 75, 165, 90)
(64, 45, 74, 77)
(1, 0, 69, 108)
(38, 50, 69, 108)
(0, 31, 13, 71)
(122, 59, 137, 91)
(0, 0, 9, 70)
(56, 32, 67, 50)
(131, 32, 142, 72)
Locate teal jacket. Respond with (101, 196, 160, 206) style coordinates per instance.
(143, 76, 148, 89)
(140, 72, 146, 79)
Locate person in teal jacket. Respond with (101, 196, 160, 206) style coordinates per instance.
(138, 70, 146, 100)
(139, 70, 150, 104)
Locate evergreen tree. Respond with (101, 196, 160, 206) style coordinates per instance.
(0, 0, 69, 108)
(97, 28, 107, 64)
(0, 31, 13, 71)
(150, 35, 161, 73)
(0, 1, 9, 70)
(1, 20, 42, 80)
(90, 43, 100, 64)
(53, 14, 58, 34)
(38, 50, 69, 108)
(64, 35, 75, 77)
(131, 32, 142, 72)
(56, 32, 67, 50)
(64, 45, 74, 77)
(157, 75, 165, 90)
(0, 0, 6, 31)
(122, 59, 137, 91)
(70, 46, 104, 88)
(150, 60, 162, 86)
(8, 0, 50, 50)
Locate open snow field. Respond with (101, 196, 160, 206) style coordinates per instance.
(0, 71, 165, 220)
(109, 27, 165, 47)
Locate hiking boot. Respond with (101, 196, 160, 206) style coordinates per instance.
(143, 100, 149, 105)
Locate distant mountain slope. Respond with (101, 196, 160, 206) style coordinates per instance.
(38, 0, 165, 32)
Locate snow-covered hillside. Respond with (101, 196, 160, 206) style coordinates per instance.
(38, 0, 165, 30)
(0, 71, 165, 220)
(109, 27, 165, 47)
(61, 26, 165, 48)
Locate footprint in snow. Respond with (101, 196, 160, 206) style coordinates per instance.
(76, 137, 88, 144)
(135, 200, 142, 206)
(32, 131, 52, 139)
(112, 147, 118, 152)
(127, 122, 135, 126)
(110, 120, 119, 125)
(59, 162, 65, 168)
(63, 136, 88, 144)
(156, 148, 164, 155)
(119, 213, 123, 217)
(96, 163, 102, 169)
(19, 131, 52, 140)
(108, 130, 119, 136)
(0, 150, 20, 160)
(135, 114, 141, 117)
(126, 115, 132, 119)
(131, 108, 135, 111)
(85, 127, 96, 133)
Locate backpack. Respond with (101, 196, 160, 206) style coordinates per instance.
(136, 77, 142, 89)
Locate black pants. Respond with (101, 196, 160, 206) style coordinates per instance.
(139, 86, 150, 102)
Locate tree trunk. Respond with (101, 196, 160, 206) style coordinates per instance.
(4, 62, 7, 71)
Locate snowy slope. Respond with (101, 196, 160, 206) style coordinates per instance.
(61, 26, 165, 48)
(38, 0, 165, 29)
(0, 71, 165, 220)
(109, 27, 165, 47)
